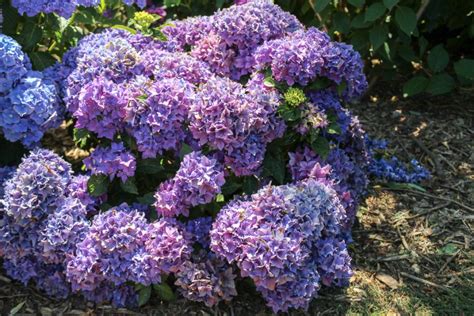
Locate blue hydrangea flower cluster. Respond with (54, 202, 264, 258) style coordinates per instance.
(0, 149, 93, 299)
(189, 76, 285, 176)
(84, 142, 136, 182)
(186, 216, 213, 248)
(66, 204, 191, 306)
(210, 179, 351, 312)
(0, 35, 31, 95)
(11, 0, 146, 18)
(0, 71, 63, 147)
(11, 0, 99, 18)
(0, 166, 15, 197)
(154, 152, 225, 217)
(367, 139, 430, 182)
(0, 35, 63, 148)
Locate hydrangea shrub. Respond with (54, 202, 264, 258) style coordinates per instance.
(0, 0, 430, 312)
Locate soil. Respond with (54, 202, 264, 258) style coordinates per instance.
(1, 89, 473, 315)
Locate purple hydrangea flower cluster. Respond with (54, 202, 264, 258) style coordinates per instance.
(0, 71, 63, 147)
(254, 27, 368, 100)
(11, 0, 100, 18)
(66, 204, 191, 306)
(0, 35, 31, 95)
(189, 76, 285, 176)
(210, 179, 351, 312)
(124, 77, 195, 158)
(175, 250, 238, 307)
(84, 142, 136, 182)
(288, 146, 368, 232)
(0, 149, 92, 299)
(164, 0, 303, 79)
(154, 152, 225, 217)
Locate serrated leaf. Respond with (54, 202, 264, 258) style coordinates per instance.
(263, 77, 276, 88)
(365, 3, 386, 22)
(312, 0, 331, 12)
(138, 285, 152, 306)
(263, 150, 286, 185)
(243, 176, 259, 194)
(111, 24, 137, 34)
(327, 123, 342, 135)
(137, 158, 163, 174)
(179, 143, 193, 160)
(153, 283, 176, 301)
(221, 182, 241, 196)
(216, 194, 225, 202)
(137, 192, 155, 205)
(395, 6, 417, 36)
(427, 44, 449, 73)
(351, 15, 371, 29)
(19, 20, 43, 51)
(347, 0, 365, 8)
(87, 174, 109, 197)
(29, 52, 56, 70)
(403, 76, 429, 97)
(332, 12, 351, 34)
(454, 59, 474, 80)
(369, 25, 388, 50)
(120, 177, 139, 195)
(426, 73, 455, 95)
(311, 137, 330, 159)
(164, 0, 182, 7)
(383, 0, 398, 10)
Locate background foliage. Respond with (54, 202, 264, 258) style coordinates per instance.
(3, 0, 472, 97)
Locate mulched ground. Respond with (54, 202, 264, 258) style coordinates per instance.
(1, 89, 473, 315)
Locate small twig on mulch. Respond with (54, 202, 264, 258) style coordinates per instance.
(399, 272, 448, 291)
(411, 137, 443, 177)
(407, 201, 451, 219)
(438, 249, 462, 274)
(375, 254, 411, 262)
(384, 188, 474, 213)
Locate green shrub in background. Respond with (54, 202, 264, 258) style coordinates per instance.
(2, 0, 473, 97)
(279, 0, 474, 97)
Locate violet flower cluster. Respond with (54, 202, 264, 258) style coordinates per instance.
(84, 142, 136, 182)
(189, 76, 285, 176)
(254, 27, 368, 100)
(66, 204, 191, 306)
(210, 179, 352, 312)
(0, 149, 94, 299)
(164, 0, 303, 79)
(175, 250, 238, 307)
(154, 152, 225, 217)
(124, 77, 195, 158)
